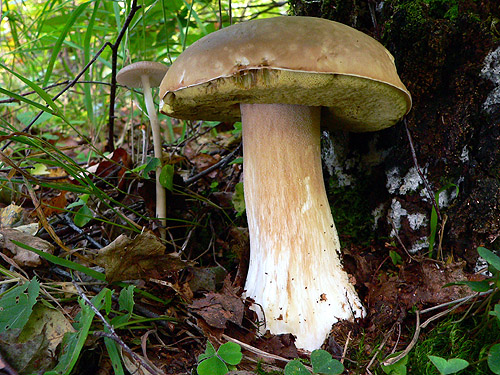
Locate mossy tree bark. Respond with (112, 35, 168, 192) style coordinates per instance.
(289, 0, 500, 266)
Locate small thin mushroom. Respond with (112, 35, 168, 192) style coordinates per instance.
(117, 61, 169, 238)
(159, 17, 412, 350)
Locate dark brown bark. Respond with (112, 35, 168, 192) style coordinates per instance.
(290, 0, 500, 266)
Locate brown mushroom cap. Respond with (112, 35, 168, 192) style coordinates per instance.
(117, 61, 168, 88)
(160, 16, 412, 132)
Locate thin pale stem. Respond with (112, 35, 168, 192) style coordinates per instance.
(141, 75, 166, 239)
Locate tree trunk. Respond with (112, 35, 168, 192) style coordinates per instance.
(289, 0, 500, 267)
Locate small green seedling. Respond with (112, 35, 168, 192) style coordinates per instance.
(488, 343, 500, 374)
(428, 355, 469, 374)
(447, 247, 499, 293)
(445, 246, 500, 374)
(381, 352, 408, 375)
(197, 341, 243, 375)
(284, 349, 344, 375)
(428, 183, 458, 257)
(389, 250, 402, 266)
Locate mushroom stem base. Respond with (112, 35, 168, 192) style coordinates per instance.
(241, 103, 365, 351)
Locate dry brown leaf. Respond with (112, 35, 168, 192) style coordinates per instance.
(190, 292, 244, 329)
(0, 204, 25, 228)
(95, 232, 192, 282)
(366, 260, 471, 329)
(255, 333, 299, 360)
(19, 303, 75, 353)
(41, 191, 67, 217)
(0, 228, 54, 267)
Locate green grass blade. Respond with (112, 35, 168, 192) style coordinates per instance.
(104, 336, 125, 375)
(0, 87, 56, 115)
(0, 62, 67, 121)
(47, 289, 109, 375)
(182, 0, 206, 35)
(42, 1, 91, 86)
(11, 239, 106, 281)
(83, 0, 101, 125)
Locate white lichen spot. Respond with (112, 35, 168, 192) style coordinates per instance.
(388, 199, 407, 236)
(372, 203, 385, 230)
(399, 167, 424, 195)
(386, 166, 426, 195)
(321, 131, 354, 187)
(407, 212, 427, 230)
(438, 189, 450, 208)
(481, 46, 500, 113)
(436, 185, 459, 209)
(459, 146, 469, 162)
(409, 237, 429, 254)
(386, 167, 401, 194)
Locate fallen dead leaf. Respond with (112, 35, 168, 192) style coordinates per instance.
(40, 191, 67, 217)
(95, 147, 131, 190)
(0, 328, 55, 374)
(190, 292, 244, 329)
(95, 232, 193, 282)
(0, 228, 54, 267)
(18, 303, 75, 353)
(255, 333, 299, 360)
(365, 260, 471, 332)
(0, 204, 24, 228)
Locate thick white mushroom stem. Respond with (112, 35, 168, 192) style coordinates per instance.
(141, 75, 167, 238)
(241, 103, 365, 351)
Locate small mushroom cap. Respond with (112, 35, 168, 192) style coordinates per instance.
(160, 16, 412, 132)
(117, 61, 169, 88)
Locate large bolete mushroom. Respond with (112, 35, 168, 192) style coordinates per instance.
(117, 61, 169, 238)
(159, 16, 411, 350)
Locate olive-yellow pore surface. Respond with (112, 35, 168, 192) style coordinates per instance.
(159, 16, 412, 132)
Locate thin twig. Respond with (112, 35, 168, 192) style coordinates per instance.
(387, 216, 418, 262)
(23, 176, 71, 252)
(404, 118, 441, 221)
(58, 213, 103, 249)
(366, 322, 397, 371)
(1, 41, 112, 152)
(436, 214, 448, 261)
(0, 80, 113, 104)
(381, 311, 420, 366)
(185, 144, 241, 185)
(382, 296, 472, 366)
(106, 0, 142, 152)
(420, 290, 493, 314)
(222, 334, 314, 372)
(341, 330, 351, 365)
(218, 0, 223, 29)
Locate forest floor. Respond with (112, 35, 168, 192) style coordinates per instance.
(0, 114, 498, 375)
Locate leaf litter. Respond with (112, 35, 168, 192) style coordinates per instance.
(0, 121, 490, 375)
